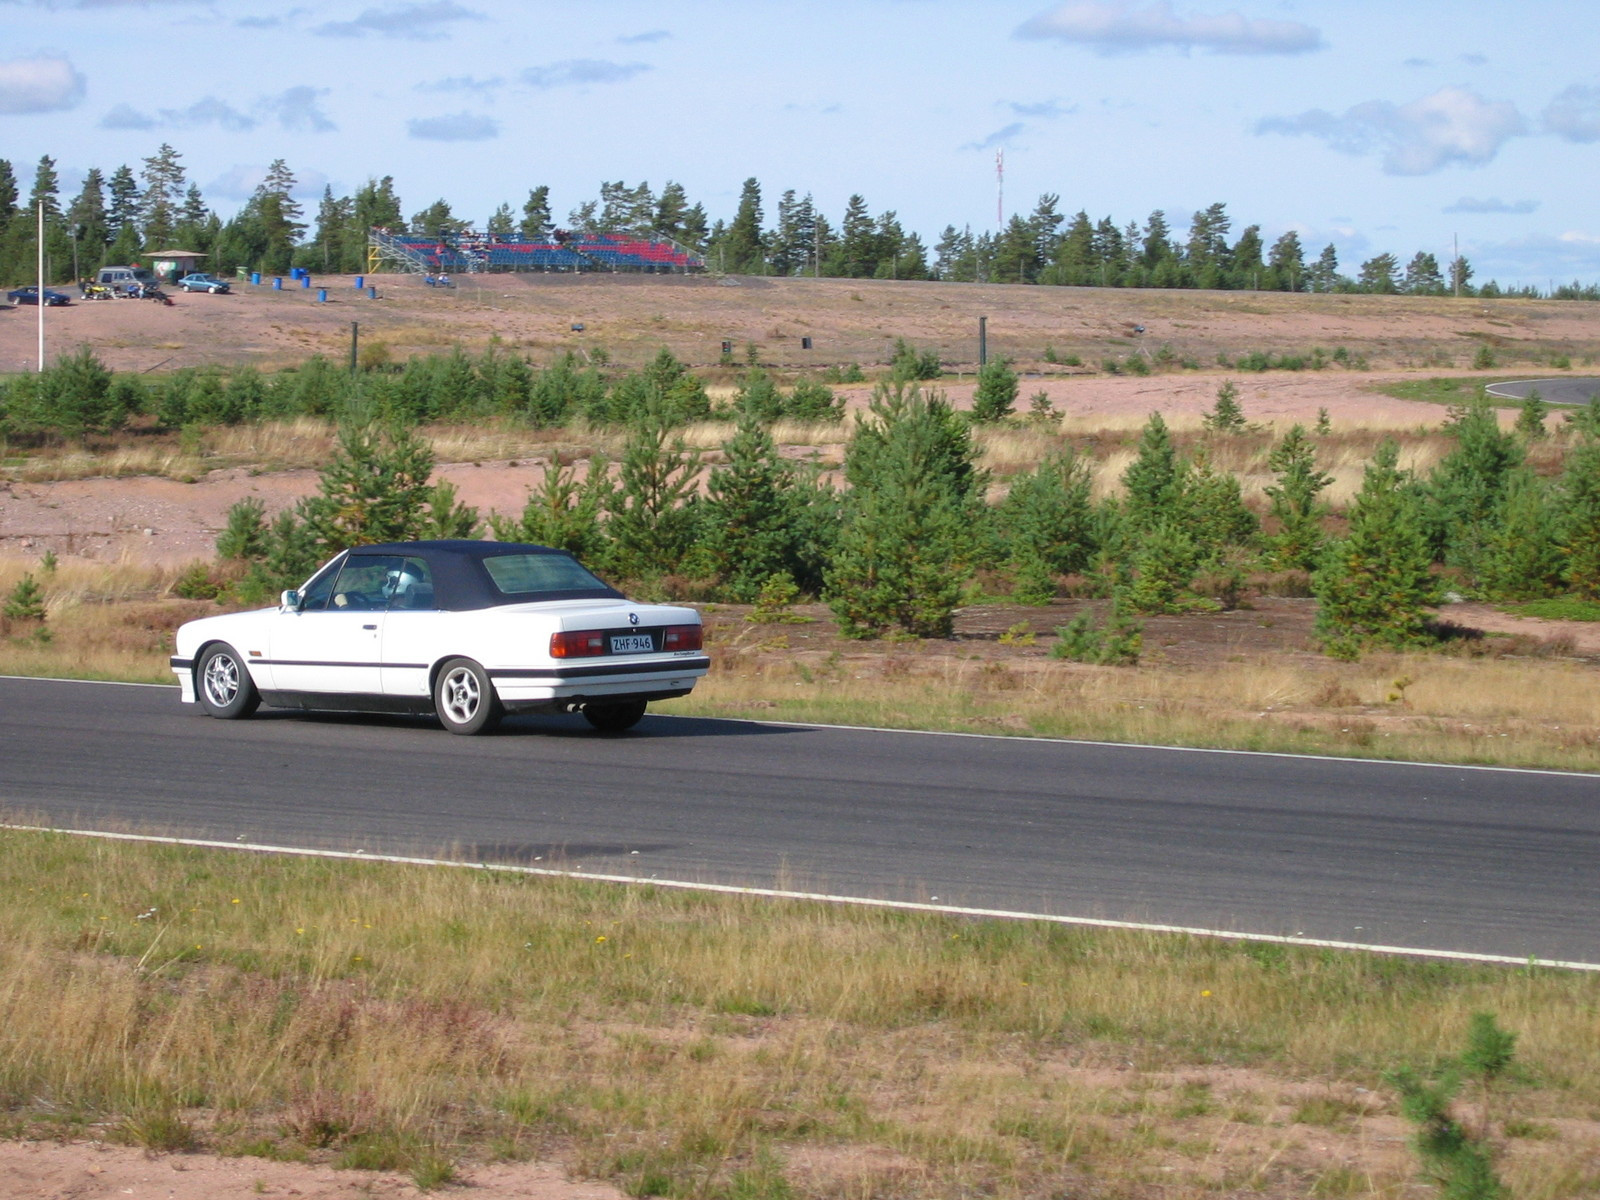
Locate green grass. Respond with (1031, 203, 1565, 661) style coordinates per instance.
(1373, 376, 1531, 407)
(1, 828, 1598, 1197)
(1503, 597, 1600, 622)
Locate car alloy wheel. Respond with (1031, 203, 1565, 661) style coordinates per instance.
(434, 657, 501, 735)
(197, 642, 260, 719)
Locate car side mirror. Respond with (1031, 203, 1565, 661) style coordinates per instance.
(280, 589, 302, 611)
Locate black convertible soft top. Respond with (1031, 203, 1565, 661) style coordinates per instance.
(346, 540, 623, 611)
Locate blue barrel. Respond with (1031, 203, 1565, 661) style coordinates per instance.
(250, 272, 261, 285)
(272, 276, 282, 290)
(367, 286, 377, 299)
(354, 275, 364, 289)
(300, 274, 311, 288)
(317, 288, 328, 303)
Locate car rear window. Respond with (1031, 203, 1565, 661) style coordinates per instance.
(481, 553, 613, 598)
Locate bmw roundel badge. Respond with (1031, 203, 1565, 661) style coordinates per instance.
(629, 612, 639, 625)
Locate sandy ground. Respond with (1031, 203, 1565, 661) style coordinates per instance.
(6, 271, 1592, 566)
(0, 1140, 625, 1199)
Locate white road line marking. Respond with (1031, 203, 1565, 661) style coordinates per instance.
(7, 824, 1596, 973)
(663, 715, 1600, 780)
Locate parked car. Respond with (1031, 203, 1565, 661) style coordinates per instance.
(178, 273, 231, 294)
(171, 540, 709, 735)
(7, 286, 72, 306)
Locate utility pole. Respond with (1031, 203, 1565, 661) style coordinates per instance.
(1453, 233, 1460, 298)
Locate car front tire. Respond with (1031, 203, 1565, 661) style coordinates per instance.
(434, 657, 502, 735)
(583, 700, 647, 733)
(197, 642, 260, 720)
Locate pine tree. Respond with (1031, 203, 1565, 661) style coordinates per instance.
(1358, 252, 1400, 293)
(826, 383, 982, 638)
(735, 368, 783, 423)
(971, 356, 1019, 422)
(1427, 397, 1523, 585)
(605, 412, 703, 579)
(1480, 469, 1563, 600)
(1263, 424, 1333, 570)
(519, 185, 552, 239)
(66, 168, 108, 269)
(1514, 389, 1547, 439)
(1001, 451, 1095, 604)
(1267, 230, 1305, 291)
(1182, 452, 1258, 562)
(1403, 251, 1444, 294)
(1121, 412, 1186, 532)
(702, 412, 805, 601)
(0, 160, 16, 227)
(653, 181, 689, 241)
(1557, 438, 1600, 598)
(296, 418, 437, 552)
(1313, 441, 1440, 658)
(1202, 379, 1246, 432)
(488, 457, 611, 563)
(486, 202, 515, 237)
(1308, 243, 1340, 292)
(139, 143, 185, 248)
(720, 177, 765, 273)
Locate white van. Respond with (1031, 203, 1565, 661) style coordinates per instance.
(97, 266, 158, 292)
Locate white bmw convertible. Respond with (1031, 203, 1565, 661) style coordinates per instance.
(171, 540, 709, 734)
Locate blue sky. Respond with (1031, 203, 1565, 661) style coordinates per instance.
(3, 0, 1598, 286)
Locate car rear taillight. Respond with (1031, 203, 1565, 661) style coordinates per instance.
(550, 630, 607, 658)
(663, 625, 702, 651)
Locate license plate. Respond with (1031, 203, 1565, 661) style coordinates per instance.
(609, 633, 655, 654)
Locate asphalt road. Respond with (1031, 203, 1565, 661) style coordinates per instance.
(2, 677, 1597, 965)
(1485, 377, 1600, 405)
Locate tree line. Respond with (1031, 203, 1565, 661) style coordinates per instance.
(4, 144, 1593, 301)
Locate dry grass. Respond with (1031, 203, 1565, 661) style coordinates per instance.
(682, 647, 1600, 772)
(0, 827, 1596, 1197)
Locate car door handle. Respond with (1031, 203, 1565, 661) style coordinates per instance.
(362, 624, 377, 630)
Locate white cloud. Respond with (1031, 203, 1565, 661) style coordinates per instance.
(963, 122, 1024, 151)
(415, 74, 502, 95)
(1471, 231, 1600, 282)
(1257, 86, 1526, 175)
(407, 111, 498, 140)
(1543, 84, 1600, 143)
(263, 85, 335, 131)
(1010, 99, 1075, 118)
(617, 29, 669, 45)
(0, 53, 85, 114)
(1016, 1, 1322, 55)
(517, 60, 650, 88)
(315, 1, 482, 39)
(162, 95, 258, 130)
(1444, 197, 1538, 215)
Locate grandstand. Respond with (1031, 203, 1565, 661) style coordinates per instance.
(367, 227, 704, 276)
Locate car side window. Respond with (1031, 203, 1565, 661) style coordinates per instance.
(298, 554, 346, 612)
(330, 556, 402, 611)
(386, 556, 436, 611)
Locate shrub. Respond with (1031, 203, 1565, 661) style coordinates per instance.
(971, 357, 1019, 422)
(1051, 611, 1142, 665)
(3, 574, 47, 623)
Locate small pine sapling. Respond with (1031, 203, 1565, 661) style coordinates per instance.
(1203, 380, 1247, 433)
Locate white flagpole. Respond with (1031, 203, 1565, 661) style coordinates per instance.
(37, 200, 46, 372)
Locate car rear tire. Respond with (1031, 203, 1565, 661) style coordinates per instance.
(582, 700, 647, 733)
(197, 642, 260, 720)
(435, 657, 502, 735)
